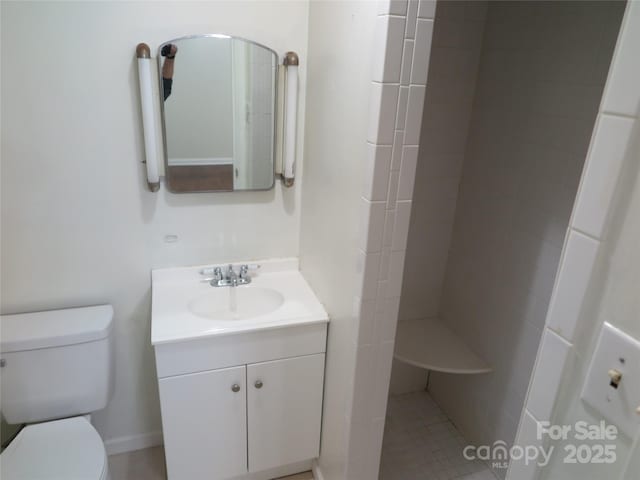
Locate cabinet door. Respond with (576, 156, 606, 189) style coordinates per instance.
(158, 366, 247, 480)
(247, 353, 325, 472)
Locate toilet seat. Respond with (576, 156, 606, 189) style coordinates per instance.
(0, 416, 108, 480)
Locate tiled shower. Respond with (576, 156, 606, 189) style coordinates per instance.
(383, 1, 626, 479)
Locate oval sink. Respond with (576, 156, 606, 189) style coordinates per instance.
(188, 287, 284, 321)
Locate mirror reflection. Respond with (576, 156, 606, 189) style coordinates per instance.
(159, 35, 277, 192)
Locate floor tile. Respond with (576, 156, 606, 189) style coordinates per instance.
(380, 391, 497, 480)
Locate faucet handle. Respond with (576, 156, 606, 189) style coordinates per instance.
(240, 264, 261, 278)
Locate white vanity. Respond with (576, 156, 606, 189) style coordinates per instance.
(151, 259, 329, 480)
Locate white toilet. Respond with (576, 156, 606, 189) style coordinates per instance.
(0, 305, 115, 480)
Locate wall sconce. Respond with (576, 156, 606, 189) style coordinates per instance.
(282, 52, 299, 188)
(136, 43, 160, 192)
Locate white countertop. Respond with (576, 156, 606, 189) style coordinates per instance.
(151, 258, 329, 345)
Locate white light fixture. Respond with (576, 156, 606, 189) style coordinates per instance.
(136, 43, 160, 192)
(282, 51, 299, 187)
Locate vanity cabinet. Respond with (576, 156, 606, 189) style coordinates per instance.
(247, 354, 324, 472)
(155, 323, 327, 480)
(159, 366, 248, 479)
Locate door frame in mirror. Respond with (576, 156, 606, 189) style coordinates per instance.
(157, 34, 280, 193)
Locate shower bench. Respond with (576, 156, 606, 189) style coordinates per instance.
(394, 318, 492, 374)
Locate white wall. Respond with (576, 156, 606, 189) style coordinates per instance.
(426, 5, 624, 473)
(299, 2, 379, 478)
(0, 0, 308, 451)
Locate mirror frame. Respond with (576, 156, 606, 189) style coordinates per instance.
(157, 34, 280, 193)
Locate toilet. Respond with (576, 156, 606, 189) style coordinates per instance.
(0, 305, 115, 480)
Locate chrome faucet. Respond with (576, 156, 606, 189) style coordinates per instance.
(227, 264, 238, 287)
(200, 264, 260, 287)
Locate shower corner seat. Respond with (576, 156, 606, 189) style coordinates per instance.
(394, 318, 492, 374)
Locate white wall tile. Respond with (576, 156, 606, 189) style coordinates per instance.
(353, 299, 375, 346)
(387, 170, 400, 209)
(396, 86, 409, 130)
(526, 329, 572, 421)
(391, 130, 404, 171)
(417, 0, 436, 19)
(388, 0, 408, 16)
(400, 39, 415, 87)
(379, 247, 391, 281)
(351, 344, 375, 422)
(508, 410, 542, 480)
(372, 15, 406, 83)
(357, 250, 381, 301)
(376, 278, 389, 303)
(397, 145, 419, 201)
(392, 201, 412, 251)
(367, 83, 400, 145)
(546, 230, 600, 342)
(371, 342, 395, 418)
(404, 85, 426, 145)
(572, 114, 636, 238)
(388, 250, 406, 298)
(363, 143, 392, 201)
(383, 209, 395, 248)
(367, 417, 386, 479)
(411, 19, 434, 85)
(601, 0, 640, 117)
(405, 0, 419, 39)
(360, 199, 387, 253)
(375, 296, 400, 344)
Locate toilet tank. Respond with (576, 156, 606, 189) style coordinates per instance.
(0, 305, 114, 424)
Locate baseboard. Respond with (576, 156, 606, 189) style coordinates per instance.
(104, 431, 164, 456)
(311, 459, 325, 480)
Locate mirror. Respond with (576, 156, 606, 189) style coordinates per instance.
(158, 35, 278, 192)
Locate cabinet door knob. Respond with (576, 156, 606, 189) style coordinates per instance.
(254, 380, 263, 389)
(231, 384, 241, 393)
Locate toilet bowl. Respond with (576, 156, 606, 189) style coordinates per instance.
(1, 417, 110, 480)
(0, 305, 115, 480)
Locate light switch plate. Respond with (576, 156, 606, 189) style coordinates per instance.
(581, 322, 640, 439)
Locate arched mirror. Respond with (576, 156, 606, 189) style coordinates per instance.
(158, 35, 278, 193)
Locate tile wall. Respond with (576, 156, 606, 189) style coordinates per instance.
(346, 1, 436, 478)
(427, 4, 625, 478)
(509, 2, 640, 479)
(349, 1, 633, 479)
(390, 0, 488, 395)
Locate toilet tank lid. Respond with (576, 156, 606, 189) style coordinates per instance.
(0, 305, 113, 353)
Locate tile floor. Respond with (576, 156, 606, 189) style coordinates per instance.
(380, 391, 497, 480)
(107, 446, 313, 480)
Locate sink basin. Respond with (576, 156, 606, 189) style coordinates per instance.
(151, 258, 329, 344)
(188, 286, 284, 321)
